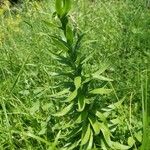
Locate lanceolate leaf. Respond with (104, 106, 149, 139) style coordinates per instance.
(81, 124, 91, 146)
(77, 95, 85, 112)
(66, 25, 74, 45)
(63, 0, 71, 16)
(111, 142, 130, 150)
(65, 89, 78, 102)
(107, 98, 125, 109)
(89, 88, 112, 95)
(74, 33, 85, 51)
(75, 111, 88, 124)
(92, 74, 113, 81)
(49, 88, 69, 98)
(47, 50, 72, 66)
(92, 63, 109, 76)
(86, 130, 93, 149)
(99, 123, 112, 147)
(81, 51, 95, 64)
(88, 115, 100, 135)
(55, 0, 64, 17)
(53, 103, 74, 117)
(128, 137, 135, 147)
(42, 20, 59, 28)
(101, 139, 108, 150)
(50, 35, 70, 52)
(67, 126, 82, 140)
(96, 111, 107, 122)
(74, 76, 81, 89)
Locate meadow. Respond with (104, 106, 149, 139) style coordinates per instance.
(0, 0, 150, 149)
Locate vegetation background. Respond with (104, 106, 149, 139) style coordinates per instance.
(0, 0, 149, 149)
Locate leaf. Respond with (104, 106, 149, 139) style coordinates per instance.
(99, 123, 112, 147)
(64, 140, 80, 150)
(55, 0, 63, 17)
(42, 20, 59, 28)
(50, 35, 70, 52)
(74, 33, 85, 51)
(89, 88, 112, 95)
(92, 74, 113, 81)
(65, 89, 78, 102)
(88, 115, 100, 135)
(86, 130, 93, 149)
(53, 103, 74, 117)
(128, 137, 135, 147)
(81, 124, 91, 145)
(82, 78, 91, 84)
(38, 121, 47, 135)
(63, 0, 71, 16)
(30, 101, 40, 115)
(134, 131, 142, 142)
(81, 51, 95, 64)
(67, 126, 82, 140)
(75, 111, 88, 124)
(96, 111, 107, 122)
(101, 139, 108, 150)
(54, 131, 61, 146)
(19, 90, 30, 96)
(92, 63, 109, 76)
(66, 25, 73, 45)
(47, 50, 71, 66)
(107, 98, 125, 109)
(74, 76, 81, 89)
(110, 118, 121, 125)
(77, 95, 85, 112)
(49, 88, 69, 98)
(21, 132, 52, 145)
(111, 142, 130, 150)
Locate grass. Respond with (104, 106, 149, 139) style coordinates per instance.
(0, 0, 150, 149)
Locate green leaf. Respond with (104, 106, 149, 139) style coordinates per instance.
(21, 132, 52, 145)
(134, 131, 142, 142)
(101, 139, 108, 150)
(49, 88, 69, 98)
(110, 118, 121, 125)
(82, 78, 91, 85)
(67, 126, 82, 140)
(99, 123, 112, 147)
(66, 89, 78, 102)
(46, 50, 71, 66)
(111, 142, 130, 150)
(50, 35, 70, 52)
(128, 137, 135, 147)
(92, 74, 113, 81)
(86, 130, 93, 149)
(75, 111, 88, 124)
(66, 25, 73, 45)
(63, 0, 71, 16)
(74, 76, 81, 89)
(42, 20, 59, 28)
(89, 88, 112, 95)
(81, 124, 91, 145)
(30, 101, 40, 115)
(55, 0, 64, 17)
(92, 63, 109, 76)
(74, 33, 85, 50)
(81, 51, 95, 64)
(88, 115, 100, 135)
(77, 95, 85, 112)
(53, 103, 74, 116)
(107, 98, 125, 109)
(96, 111, 107, 122)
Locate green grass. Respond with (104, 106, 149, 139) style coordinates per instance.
(0, 0, 150, 149)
